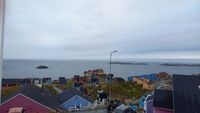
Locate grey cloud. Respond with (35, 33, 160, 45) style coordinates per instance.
(3, 0, 200, 59)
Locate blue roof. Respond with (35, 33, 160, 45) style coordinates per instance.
(138, 74, 160, 81)
(128, 77, 133, 81)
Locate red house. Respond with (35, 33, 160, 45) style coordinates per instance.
(0, 85, 61, 113)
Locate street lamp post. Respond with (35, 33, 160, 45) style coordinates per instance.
(109, 50, 117, 102)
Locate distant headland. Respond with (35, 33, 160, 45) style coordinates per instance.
(110, 62, 148, 65)
(160, 63, 200, 67)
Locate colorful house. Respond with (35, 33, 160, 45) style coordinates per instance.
(156, 72, 171, 79)
(2, 79, 25, 87)
(0, 85, 61, 113)
(144, 95, 153, 113)
(83, 69, 105, 76)
(128, 72, 170, 82)
(42, 77, 52, 84)
(138, 73, 160, 81)
(90, 75, 100, 85)
(59, 77, 67, 84)
(133, 77, 153, 90)
(138, 96, 146, 109)
(73, 75, 88, 88)
(57, 88, 94, 110)
(127, 76, 134, 81)
(97, 90, 107, 101)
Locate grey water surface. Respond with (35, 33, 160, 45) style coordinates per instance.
(3, 59, 200, 80)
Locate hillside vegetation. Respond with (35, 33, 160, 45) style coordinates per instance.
(86, 78, 145, 101)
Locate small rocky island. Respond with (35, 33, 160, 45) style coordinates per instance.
(160, 63, 200, 67)
(36, 65, 48, 69)
(110, 62, 148, 65)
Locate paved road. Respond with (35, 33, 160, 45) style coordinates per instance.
(156, 80, 165, 89)
(53, 86, 63, 94)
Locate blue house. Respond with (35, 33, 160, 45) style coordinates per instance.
(42, 78, 52, 84)
(57, 88, 94, 110)
(138, 96, 146, 109)
(90, 75, 100, 85)
(128, 73, 160, 82)
(139, 74, 160, 81)
(59, 77, 67, 84)
(127, 76, 133, 81)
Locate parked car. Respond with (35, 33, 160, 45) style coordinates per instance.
(112, 104, 136, 113)
(107, 100, 121, 113)
(68, 107, 80, 112)
(128, 103, 137, 111)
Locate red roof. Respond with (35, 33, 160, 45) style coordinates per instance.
(0, 94, 55, 113)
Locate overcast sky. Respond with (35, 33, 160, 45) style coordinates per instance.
(3, 0, 200, 60)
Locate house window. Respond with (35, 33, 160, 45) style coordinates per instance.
(198, 85, 200, 91)
(8, 107, 25, 113)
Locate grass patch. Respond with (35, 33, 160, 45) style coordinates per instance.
(54, 80, 73, 90)
(44, 85, 59, 95)
(86, 80, 145, 101)
(1, 86, 20, 98)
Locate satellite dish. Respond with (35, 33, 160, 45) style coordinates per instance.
(35, 80, 39, 84)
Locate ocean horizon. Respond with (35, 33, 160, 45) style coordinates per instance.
(3, 59, 200, 80)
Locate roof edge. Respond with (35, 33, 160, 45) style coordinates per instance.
(0, 93, 56, 112)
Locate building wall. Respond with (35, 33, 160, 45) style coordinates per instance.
(146, 101, 153, 113)
(153, 107, 173, 113)
(134, 77, 153, 90)
(139, 100, 144, 108)
(0, 95, 54, 113)
(0, 0, 5, 102)
(61, 95, 91, 109)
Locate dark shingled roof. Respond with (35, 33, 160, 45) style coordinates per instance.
(153, 89, 173, 110)
(173, 75, 200, 113)
(57, 88, 94, 104)
(2, 79, 24, 84)
(1, 85, 60, 110)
